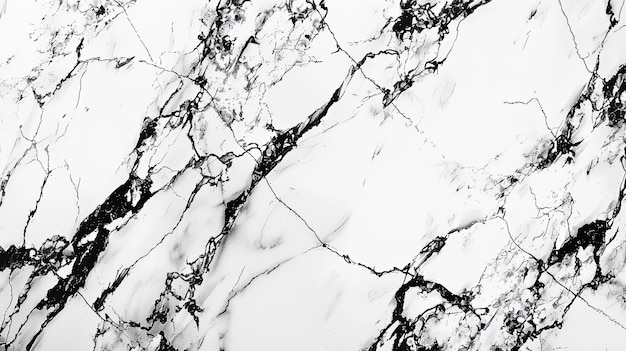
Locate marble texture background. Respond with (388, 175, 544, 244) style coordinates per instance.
(1, 0, 626, 350)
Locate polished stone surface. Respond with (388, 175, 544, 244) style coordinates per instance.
(1, 0, 626, 350)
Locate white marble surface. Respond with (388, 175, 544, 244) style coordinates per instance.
(1, 0, 626, 350)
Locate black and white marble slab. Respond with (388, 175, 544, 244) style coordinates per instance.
(1, 0, 626, 350)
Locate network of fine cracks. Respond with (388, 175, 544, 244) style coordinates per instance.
(1, 0, 626, 350)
